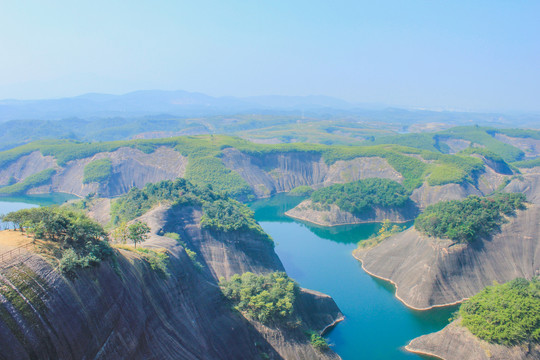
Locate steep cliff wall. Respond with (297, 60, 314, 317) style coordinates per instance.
(285, 199, 417, 226)
(0, 151, 57, 186)
(18, 147, 187, 197)
(0, 239, 281, 360)
(138, 205, 285, 281)
(0, 202, 343, 360)
(353, 203, 540, 309)
(406, 320, 540, 360)
(221, 148, 402, 197)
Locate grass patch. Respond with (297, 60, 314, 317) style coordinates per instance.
(357, 220, 404, 250)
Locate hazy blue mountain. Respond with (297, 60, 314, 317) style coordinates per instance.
(0, 90, 356, 121)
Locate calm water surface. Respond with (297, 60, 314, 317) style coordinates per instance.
(1, 192, 453, 359)
(0, 193, 77, 228)
(250, 194, 455, 360)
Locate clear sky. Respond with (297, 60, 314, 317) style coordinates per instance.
(0, 1, 539, 112)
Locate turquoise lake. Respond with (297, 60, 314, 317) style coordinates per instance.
(0, 192, 455, 359)
(0, 193, 77, 228)
(250, 194, 456, 360)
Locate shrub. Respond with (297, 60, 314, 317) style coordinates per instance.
(308, 331, 330, 352)
(184, 248, 203, 271)
(357, 219, 404, 250)
(115, 245, 170, 278)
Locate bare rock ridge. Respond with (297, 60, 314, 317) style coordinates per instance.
(0, 147, 187, 197)
(0, 238, 277, 360)
(0, 146, 514, 206)
(353, 203, 540, 310)
(406, 320, 540, 360)
(285, 199, 417, 226)
(0, 202, 343, 360)
(221, 148, 404, 197)
(353, 173, 540, 310)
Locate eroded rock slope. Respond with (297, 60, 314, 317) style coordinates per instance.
(0, 202, 343, 360)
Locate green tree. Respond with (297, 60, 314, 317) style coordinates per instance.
(111, 222, 129, 244)
(128, 221, 150, 248)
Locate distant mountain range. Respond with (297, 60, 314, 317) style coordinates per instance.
(0, 90, 362, 121)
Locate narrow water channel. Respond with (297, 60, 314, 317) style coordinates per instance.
(250, 194, 456, 360)
(0, 193, 455, 359)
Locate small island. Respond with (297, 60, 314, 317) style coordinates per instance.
(285, 178, 418, 226)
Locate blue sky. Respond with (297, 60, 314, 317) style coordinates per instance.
(0, 1, 539, 112)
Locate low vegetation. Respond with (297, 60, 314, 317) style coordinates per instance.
(2, 207, 113, 278)
(414, 193, 526, 243)
(513, 158, 540, 169)
(82, 158, 113, 184)
(0, 168, 56, 195)
(114, 245, 170, 278)
(357, 219, 405, 250)
(310, 178, 410, 214)
(459, 278, 540, 346)
(439, 126, 525, 163)
(220, 272, 298, 324)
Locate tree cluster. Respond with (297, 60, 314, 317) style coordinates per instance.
(414, 193, 526, 243)
(460, 278, 540, 345)
(310, 178, 410, 214)
(2, 207, 113, 277)
(220, 272, 297, 324)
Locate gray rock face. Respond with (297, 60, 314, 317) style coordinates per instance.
(0, 245, 282, 360)
(221, 148, 402, 197)
(406, 320, 540, 360)
(354, 204, 540, 309)
(0, 151, 57, 185)
(494, 134, 540, 158)
(18, 147, 187, 197)
(505, 169, 540, 205)
(285, 200, 417, 226)
(410, 182, 484, 210)
(140, 205, 286, 281)
(0, 204, 343, 360)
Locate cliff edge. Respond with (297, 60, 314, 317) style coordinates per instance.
(406, 320, 540, 360)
